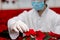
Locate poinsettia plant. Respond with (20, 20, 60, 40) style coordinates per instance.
(17, 29, 60, 40)
(0, 29, 60, 40)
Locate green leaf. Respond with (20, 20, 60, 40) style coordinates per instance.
(44, 33, 51, 40)
(30, 38, 35, 40)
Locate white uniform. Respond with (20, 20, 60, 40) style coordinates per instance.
(8, 7, 60, 39)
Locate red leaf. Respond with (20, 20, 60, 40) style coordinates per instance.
(24, 29, 36, 36)
(48, 32, 60, 39)
(36, 31, 46, 40)
(29, 29, 36, 36)
(49, 38, 55, 40)
(24, 31, 30, 36)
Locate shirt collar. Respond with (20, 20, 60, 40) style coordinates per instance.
(41, 7, 48, 17)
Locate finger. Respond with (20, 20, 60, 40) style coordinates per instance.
(13, 27, 19, 33)
(17, 25, 23, 33)
(25, 25, 29, 31)
(17, 20, 28, 32)
(18, 22, 26, 32)
(19, 25, 26, 32)
(20, 24, 28, 32)
(23, 24, 29, 31)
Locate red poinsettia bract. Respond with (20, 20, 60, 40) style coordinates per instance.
(36, 31, 46, 40)
(48, 32, 60, 39)
(24, 29, 36, 36)
(24, 29, 46, 40)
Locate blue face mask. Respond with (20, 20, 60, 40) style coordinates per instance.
(32, 2, 44, 11)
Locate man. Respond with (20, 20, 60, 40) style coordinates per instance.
(7, 0, 60, 39)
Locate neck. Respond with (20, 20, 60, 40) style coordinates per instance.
(38, 5, 47, 16)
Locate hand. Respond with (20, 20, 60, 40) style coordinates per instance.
(10, 20, 29, 33)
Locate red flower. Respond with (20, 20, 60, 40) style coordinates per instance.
(29, 29, 36, 36)
(36, 31, 46, 40)
(49, 38, 56, 40)
(48, 32, 60, 39)
(24, 29, 46, 40)
(24, 29, 36, 36)
(24, 31, 30, 36)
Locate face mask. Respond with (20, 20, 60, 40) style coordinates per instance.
(32, 2, 44, 11)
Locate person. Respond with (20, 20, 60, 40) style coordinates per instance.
(7, 0, 60, 39)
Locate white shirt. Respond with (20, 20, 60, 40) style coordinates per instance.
(8, 7, 60, 39)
